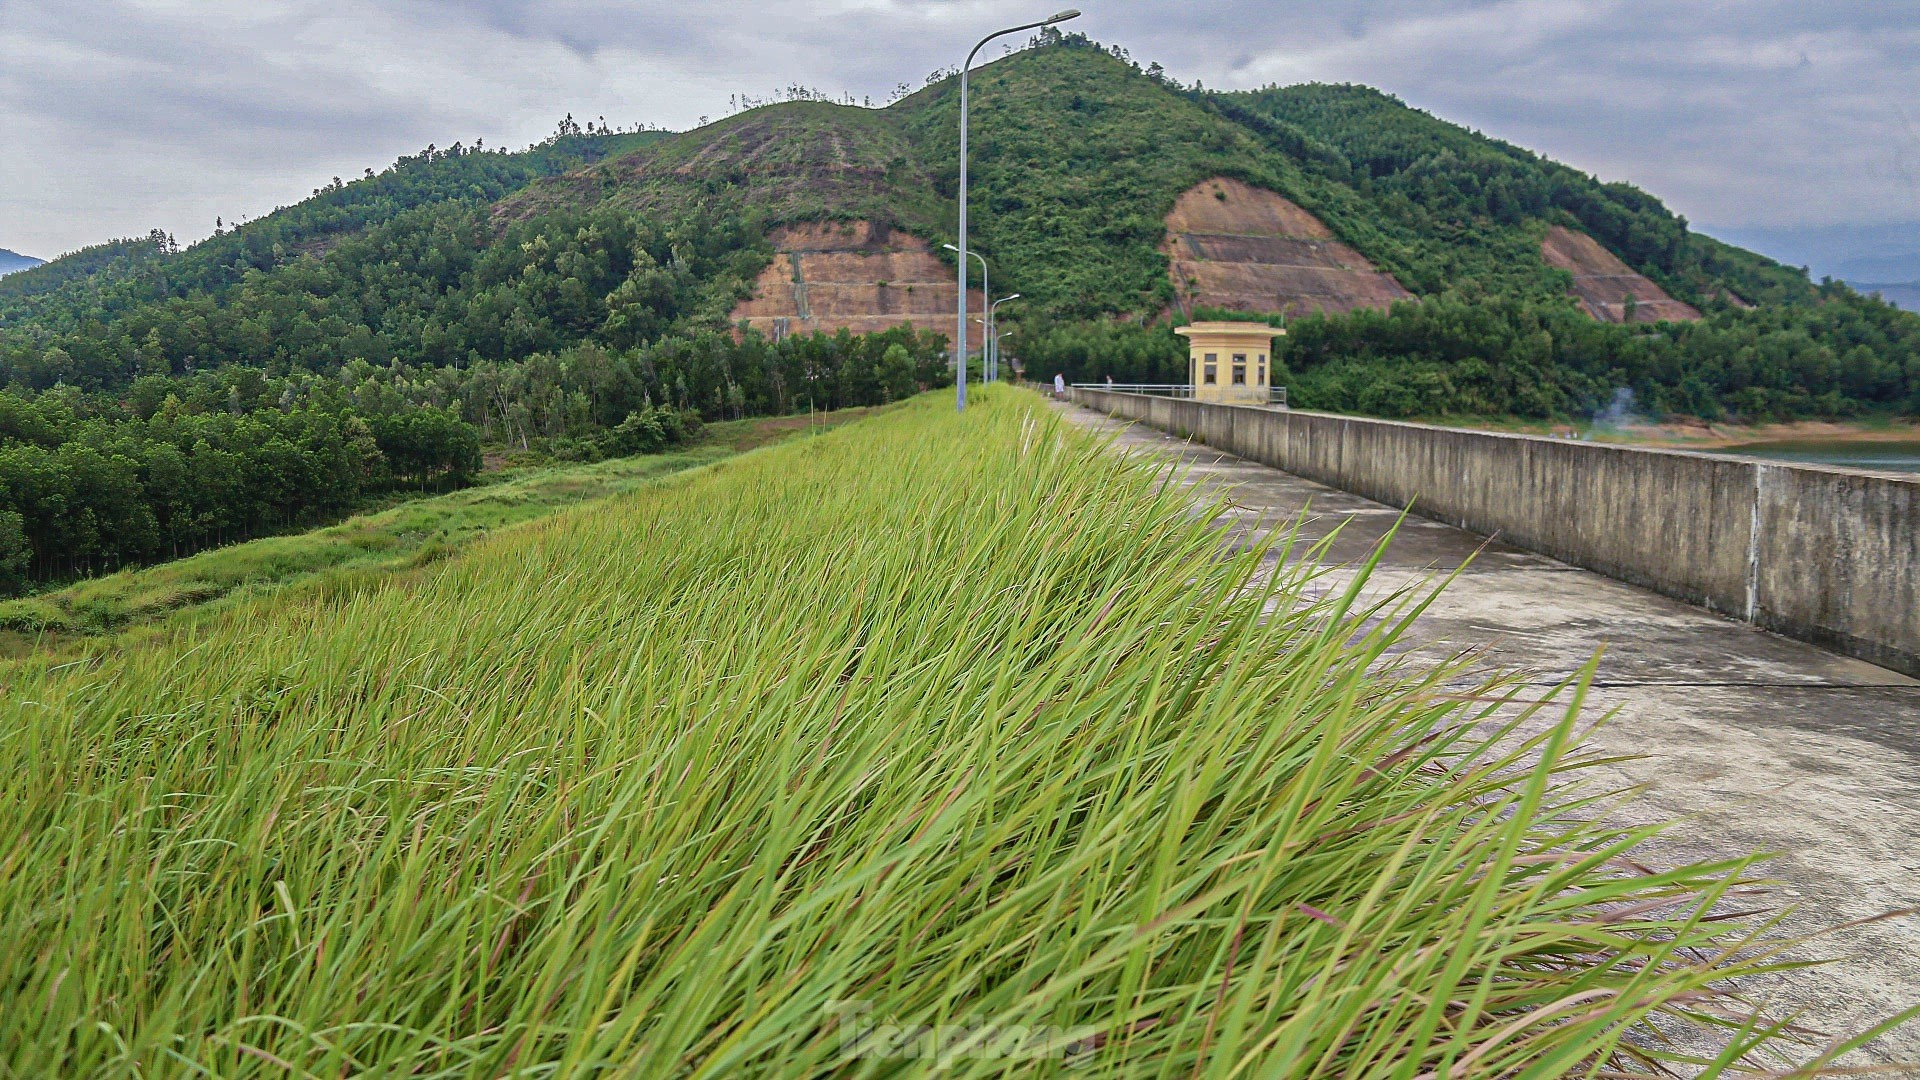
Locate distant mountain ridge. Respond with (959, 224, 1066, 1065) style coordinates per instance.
(1699, 223, 1920, 312)
(1703, 222, 1920, 284)
(0, 249, 43, 278)
(1849, 281, 1920, 312)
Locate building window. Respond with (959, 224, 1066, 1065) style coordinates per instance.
(1232, 353, 1247, 385)
(1203, 353, 1217, 385)
(1257, 354, 1267, 385)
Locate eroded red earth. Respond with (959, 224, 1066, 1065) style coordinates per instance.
(1163, 177, 1412, 318)
(732, 221, 981, 341)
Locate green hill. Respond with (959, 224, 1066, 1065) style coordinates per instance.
(3, 36, 1907, 392)
(0, 33, 1915, 593)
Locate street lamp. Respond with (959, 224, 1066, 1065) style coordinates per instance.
(943, 243, 989, 387)
(965, 315, 1014, 381)
(954, 7, 1081, 412)
(988, 293, 1020, 381)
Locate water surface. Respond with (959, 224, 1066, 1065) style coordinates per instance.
(1715, 438, 1920, 474)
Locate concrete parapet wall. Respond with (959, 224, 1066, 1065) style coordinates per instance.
(1071, 388, 1920, 676)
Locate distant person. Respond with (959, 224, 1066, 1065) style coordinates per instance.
(1105, 374, 1114, 388)
(1054, 373, 1066, 400)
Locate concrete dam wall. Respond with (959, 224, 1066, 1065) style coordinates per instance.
(1071, 389, 1920, 677)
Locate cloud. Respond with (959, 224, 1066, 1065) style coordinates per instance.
(2, 0, 1916, 259)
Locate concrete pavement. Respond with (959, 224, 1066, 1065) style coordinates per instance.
(1060, 401, 1920, 1069)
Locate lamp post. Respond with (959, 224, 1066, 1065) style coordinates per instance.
(943, 243, 988, 388)
(969, 316, 998, 380)
(954, 8, 1081, 412)
(988, 293, 1020, 381)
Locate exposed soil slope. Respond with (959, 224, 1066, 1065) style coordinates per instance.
(732, 221, 979, 341)
(1163, 178, 1412, 318)
(1541, 226, 1701, 323)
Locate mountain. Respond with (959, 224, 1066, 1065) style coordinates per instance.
(1702, 222, 1920, 283)
(489, 48, 1789, 332)
(1, 34, 1914, 417)
(1849, 282, 1920, 312)
(1697, 222, 1920, 312)
(0, 249, 42, 278)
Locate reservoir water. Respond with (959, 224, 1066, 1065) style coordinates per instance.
(1716, 439, 1920, 475)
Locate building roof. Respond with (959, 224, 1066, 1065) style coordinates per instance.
(1174, 321, 1287, 340)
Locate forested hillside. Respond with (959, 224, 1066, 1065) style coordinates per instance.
(1, 32, 1915, 594)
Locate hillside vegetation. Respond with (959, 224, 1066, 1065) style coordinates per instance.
(1, 34, 1916, 593)
(0, 389, 1871, 1075)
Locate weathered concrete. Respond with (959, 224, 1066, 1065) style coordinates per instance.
(1059, 400, 1920, 1066)
(1071, 389, 1920, 677)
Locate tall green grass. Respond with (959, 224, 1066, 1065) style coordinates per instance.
(0, 388, 1888, 1076)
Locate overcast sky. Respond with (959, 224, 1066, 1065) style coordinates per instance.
(4, 0, 1919, 263)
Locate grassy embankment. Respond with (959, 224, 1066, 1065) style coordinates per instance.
(0, 407, 883, 655)
(0, 387, 1895, 1075)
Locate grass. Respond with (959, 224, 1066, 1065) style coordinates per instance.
(0, 407, 887, 657)
(0, 386, 1900, 1076)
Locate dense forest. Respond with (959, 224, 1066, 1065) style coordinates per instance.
(0, 323, 947, 593)
(0, 381, 478, 592)
(1, 34, 1915, 594)
(1015, 287, 1920, 420)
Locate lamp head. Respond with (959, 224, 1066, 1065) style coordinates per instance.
(942, 243, 959, 252)
(1048, 9, 1081, 22)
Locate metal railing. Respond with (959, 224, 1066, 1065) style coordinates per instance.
(1073, 383, 1193, 398)
(1073, 384, 1289, 408)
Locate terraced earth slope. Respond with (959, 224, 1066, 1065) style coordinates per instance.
(1163, 178, 1412, 319)
(1541, 225, 1702, 323)
(731, 221, 979, 341)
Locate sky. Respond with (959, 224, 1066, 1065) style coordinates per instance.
(4, 0, 1920, 271)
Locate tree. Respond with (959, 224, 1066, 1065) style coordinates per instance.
(0, 509, 28, 595)
(879, 343, 917, 401)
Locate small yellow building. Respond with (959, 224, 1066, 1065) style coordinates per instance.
(1175, 321, 1285, 405)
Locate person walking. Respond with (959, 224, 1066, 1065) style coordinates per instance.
(1053, 373, 1066, 400)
